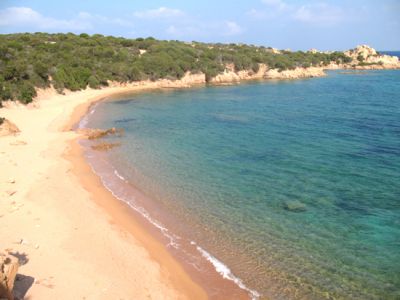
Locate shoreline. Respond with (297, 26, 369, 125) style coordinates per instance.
(0, 84, 209, 299)
(66, 135, 209, 299)
(2, 68, 399, 299)
(69, 84, 259, 299)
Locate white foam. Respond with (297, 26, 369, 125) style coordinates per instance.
(88, 160, 180, 249)
(78, 103, 99, 129)
(194, 242, 261, 300)
(113, 169, 126, 181)
(84, 151, 260, 299)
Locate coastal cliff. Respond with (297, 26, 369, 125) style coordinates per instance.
(0, 31, 399, 105)
(201, 45, 399, 84)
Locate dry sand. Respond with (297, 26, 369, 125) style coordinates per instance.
(0, 85, 208, 299)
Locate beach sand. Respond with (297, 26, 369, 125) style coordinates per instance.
(0, 85, 208, 299)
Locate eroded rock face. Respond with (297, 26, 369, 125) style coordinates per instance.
(0, 253, 19, 300)
(0, 119, 20, 137)
(344, 45, 378, 59)
(210, 64, 268, 84)
(264, 67, 325, 79)
(344, 45, 400, 67)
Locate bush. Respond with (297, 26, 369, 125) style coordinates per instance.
(19, 82, 36, 103)
(88, 75, 100, 89)
(34, 61, 49, 80)
(0, 81, 13, 101)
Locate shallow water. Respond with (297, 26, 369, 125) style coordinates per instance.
(85, 70, 400, 299)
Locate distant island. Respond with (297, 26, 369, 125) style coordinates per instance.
(0, 33, 399, 105)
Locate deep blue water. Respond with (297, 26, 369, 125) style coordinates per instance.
(86, 70, 400, 299)
(380, 51, 400, 58)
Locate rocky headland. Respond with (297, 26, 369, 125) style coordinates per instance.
(208, 45, 399, 84)
(343, 45, 400, 69)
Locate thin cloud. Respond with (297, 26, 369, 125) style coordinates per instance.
(0, 7, 134, 31)
(225, 21, 244, 36)
(251, 1, 343, 25)
(166, 20, 244, 39)
(134, 7, 185, 19)
(293, 4, 343, 24)
(78, 11, 133, 27)
(0, 7, 90, 30)
(262, 0, 289, 10)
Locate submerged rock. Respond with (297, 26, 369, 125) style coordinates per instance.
(91, 142, 121, 151)
(284, 200, 307, 212)
(79, 127, 124, 140)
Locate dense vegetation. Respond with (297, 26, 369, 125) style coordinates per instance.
(0, 32, 352, 104)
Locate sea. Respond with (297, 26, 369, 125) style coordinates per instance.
(80, 69, 400, 299)
(380, 51, 400, 58)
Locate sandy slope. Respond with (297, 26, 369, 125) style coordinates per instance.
(0, 85, 207, 300)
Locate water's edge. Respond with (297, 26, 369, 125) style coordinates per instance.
(77, 96, 261, 299)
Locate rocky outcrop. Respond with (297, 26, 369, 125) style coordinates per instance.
(264, 67, 325, 79)
(344, 45, 400, 69)
(210, 64, 326, 83)
(177, 73, 206, 85)
(344, 44, 378, 60)
(0, 253, 19, 300)
(210, 64, 268, 84)
(0, 118, 20, 137)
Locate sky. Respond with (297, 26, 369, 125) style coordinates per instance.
(0, 0, 399, 50)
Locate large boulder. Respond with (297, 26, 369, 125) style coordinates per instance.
(0, 118, 20, 137)
(0, 253, 19, 300)
(344, 45, 378, 60)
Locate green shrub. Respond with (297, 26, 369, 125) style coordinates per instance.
(19, 82, 36, 103)
(88, 75, 100, 89)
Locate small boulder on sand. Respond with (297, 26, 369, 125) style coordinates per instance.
(0, 118, 20, 137)
(0, 253, 19, 300)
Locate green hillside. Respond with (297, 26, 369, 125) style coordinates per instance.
(0, 33, 351, 104)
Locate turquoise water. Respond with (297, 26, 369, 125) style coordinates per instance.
(85, 70, 400, 299)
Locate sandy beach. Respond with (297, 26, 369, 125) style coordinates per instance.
(0, 84, 208, 299)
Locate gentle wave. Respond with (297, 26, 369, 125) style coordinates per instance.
(93, 161, 181, 248)
(84, 150, 260, 299)
(113, 169, 126, 181)
(192, 242, 261, 300)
